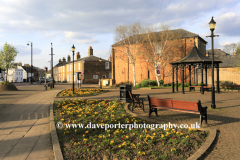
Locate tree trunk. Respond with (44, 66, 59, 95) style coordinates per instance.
(132, 65, 136, 87)
(6, 68, 8, 81)
(155, 67, 160, 86)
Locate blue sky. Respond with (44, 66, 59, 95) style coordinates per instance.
(0, 0, 240, 69)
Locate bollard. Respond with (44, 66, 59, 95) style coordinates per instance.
(45, 85, 47, 90)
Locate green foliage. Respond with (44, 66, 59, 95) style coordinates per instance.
(0, 42, 18, 81)
(159, 79, 164, 85)
(0, 81, 11, 85)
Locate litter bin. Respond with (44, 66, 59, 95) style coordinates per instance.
(120, 84, 132, 103)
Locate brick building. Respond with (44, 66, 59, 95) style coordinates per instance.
(53, 46, 112, 84)
(111, 29, 207, 85)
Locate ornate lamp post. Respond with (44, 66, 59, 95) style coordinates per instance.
(99, 57, 102, 89)
(207, 17, 219, 109)
(72, 45, 75, 94)
(27, 42, 33, 84)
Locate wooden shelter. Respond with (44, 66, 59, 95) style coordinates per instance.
(169, 46, 222, 94)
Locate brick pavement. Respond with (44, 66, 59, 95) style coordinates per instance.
(0, 84, 72, 160)
(1, 84, 240, 159)
(62, 88, 240, 160)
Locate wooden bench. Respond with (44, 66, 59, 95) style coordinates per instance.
(148, 95, 208, 127)
(189, 86, 212, 92)
(128, 91, 144, 112)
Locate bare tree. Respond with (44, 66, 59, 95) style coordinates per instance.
(114, 22, 144, 86)
(223, 43, 240, 55)
(142, 24, 184, 86)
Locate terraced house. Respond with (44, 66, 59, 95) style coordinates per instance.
(53, 46, 112, 84)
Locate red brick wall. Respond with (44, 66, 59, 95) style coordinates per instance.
(112, 37, 201, 85)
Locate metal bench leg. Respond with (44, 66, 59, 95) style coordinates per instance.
(149, 107, 152, 118)
(154, 108, 158, 117)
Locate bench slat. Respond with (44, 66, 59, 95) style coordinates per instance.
(150, 98, 172, 108)
(172, 100, 198, 111)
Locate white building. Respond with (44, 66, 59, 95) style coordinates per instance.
(6, 68, 23, 82)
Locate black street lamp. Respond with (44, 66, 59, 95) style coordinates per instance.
(207, 17, 219, 109)
(99, 57, 102, 89)
(27, 42, 33, 84)
(72, 44, 75, 94)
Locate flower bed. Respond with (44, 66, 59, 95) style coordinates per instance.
(57, 88, 109, 97)
(0, 81, 18, 91)
(54, 99, 209, 160)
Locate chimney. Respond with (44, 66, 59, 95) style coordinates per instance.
(108, 55, 112, 61)
(76, 52, 80, 59)
(63, 57, 66, 62)
(19, 61, 22, 67)
(88, 46, 93, 56)
(67, 55, 71, 62)
(59, 59, 62, 63)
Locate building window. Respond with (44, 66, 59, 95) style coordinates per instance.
(190, 40, 192, 42)
(70, 65, 72, 71)
(102, 75, 106, 79)
(93, 75, 98, 79)
(63, 66, 65, 72)
(78, 62, 80, 70)
(155, 43, 161, 54)
(109, 73, 112, 79)
(105, 62, 109, 69)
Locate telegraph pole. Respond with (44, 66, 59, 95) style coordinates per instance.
(49, 43, 55, 88)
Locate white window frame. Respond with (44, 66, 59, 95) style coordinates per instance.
(105, 62, 109, 69)
(70, 65, 72, 71)
(93, 75, 98, 79)
(78, 62, 80, 70)
(67, 65, 69, 72)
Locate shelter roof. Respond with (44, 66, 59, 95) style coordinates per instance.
(170, 46, 222, 65)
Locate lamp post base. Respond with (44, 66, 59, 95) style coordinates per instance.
(211, 104, 216, 109)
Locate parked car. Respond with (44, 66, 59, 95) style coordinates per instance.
(39, 78, 50, 84)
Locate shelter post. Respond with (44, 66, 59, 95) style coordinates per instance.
(201, 64, 204, 94)
(205, 64, 207, 86)
(172, 65, 174, 93)
(217, 63, 220, 93)
(182, 64, 185, 94)
(176, 66, 178, 91)
(189, 65, 191, 91)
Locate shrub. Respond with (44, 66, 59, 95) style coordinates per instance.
(184, 82, 189, 87)
(140, 80, 148, 87)
(159, 79, 164, 86)
(150, 80, 158, 86)
(163, 84, 168, 87)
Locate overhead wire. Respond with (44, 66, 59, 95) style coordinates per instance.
(157, 0, 163, 24)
